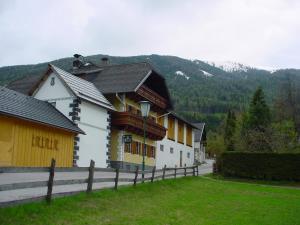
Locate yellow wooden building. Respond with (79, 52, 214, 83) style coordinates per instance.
(0, 87, 83, 167)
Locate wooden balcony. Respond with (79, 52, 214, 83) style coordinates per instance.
(111, 112, 167, 140)
(136, 85, 168, 109)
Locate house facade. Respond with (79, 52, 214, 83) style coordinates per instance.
(0, 87, 83, 167)
(72, 59, 172, 170)
(156, 113, 195, 169)
(32, 64, 114, 167)
(193, 123, 206, 164)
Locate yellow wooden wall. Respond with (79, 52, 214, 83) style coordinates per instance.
(186, 125, 193, 147)
(168, 116, 175, 140)
(0, 115, 74, 167)
(177, 121, 184, 144)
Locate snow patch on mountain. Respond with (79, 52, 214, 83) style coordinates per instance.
(200, 69, 214, 77)
(207, 61, 252, 72)
(175, 71, 190, 80)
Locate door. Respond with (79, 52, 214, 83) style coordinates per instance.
(0, 119, 14, 166)
(180, 151, 183, 167)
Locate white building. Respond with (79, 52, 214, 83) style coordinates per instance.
(156, 112, 196, 169)
(33, 64, 115, 167)
(193, 123, 206, 164)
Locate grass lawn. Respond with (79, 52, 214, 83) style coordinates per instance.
(0, 176, 300, 225)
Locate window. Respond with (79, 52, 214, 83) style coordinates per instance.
(124, 143, 131, 153)
(160, 144, 164, 152)
(170, 147, 174, 154)
(147, 145, 152, 157)
(50, 77, 55, 86)
(132, 141, 137, 154)
(187, 152, 190, 158)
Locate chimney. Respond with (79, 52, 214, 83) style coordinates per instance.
(101, 57, 109, 66)
(73, 54, 84, 70)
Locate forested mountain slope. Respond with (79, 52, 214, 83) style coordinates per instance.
(1, 54, 299, 130)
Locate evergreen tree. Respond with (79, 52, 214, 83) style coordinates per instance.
(224, 110, 236, 151)
(245, 87, 271, 131)
(242, 87, 272, 152)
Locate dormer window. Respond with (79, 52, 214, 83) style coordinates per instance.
(50, 77, 55, 86)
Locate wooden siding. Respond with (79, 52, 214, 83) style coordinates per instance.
(177, 120, 184, 144)
(0, 116, 74, 167)
(186, 125, 193, 147)
(167, 116, 175, 140)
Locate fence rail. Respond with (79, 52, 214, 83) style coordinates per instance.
(0, 159, 199, 205)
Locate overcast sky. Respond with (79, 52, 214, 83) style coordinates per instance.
(0, 0, 299, 69)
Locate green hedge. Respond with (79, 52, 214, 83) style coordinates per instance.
(217, 152, 300, 181)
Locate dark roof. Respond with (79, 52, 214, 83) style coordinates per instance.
(170, 112, 198, 129)
(193, 123, 205, 142)
(78, 62, 173, 109)
(78, 62, 153, 94)
(0, 86, 84, 134)
(7, 74, 43, 95)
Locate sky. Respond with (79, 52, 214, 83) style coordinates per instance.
(0, 0, 300, 69)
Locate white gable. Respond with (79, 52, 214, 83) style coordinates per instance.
(33, 72, 74, 100)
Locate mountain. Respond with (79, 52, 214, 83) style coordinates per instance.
(1, 54, 300, 130)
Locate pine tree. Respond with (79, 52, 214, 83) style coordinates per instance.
(224, 110, 236, 151)
(245, 87, 271, 131)
(242, 87, 272, 152)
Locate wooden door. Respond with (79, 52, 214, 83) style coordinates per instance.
(180, 151, 183, 167)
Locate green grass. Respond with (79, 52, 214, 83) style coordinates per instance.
(1, 176, 300, 225)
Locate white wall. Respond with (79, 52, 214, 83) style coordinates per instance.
(33, 72, 110, 167)
(33, 72, 75, 119)
(156, 115, 194, 169)
(77, 101, 109, 167)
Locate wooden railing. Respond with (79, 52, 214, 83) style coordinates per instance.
(136, 85, 168, 109)
(111, 112, 167, 140)
(0, 159, 199, 206)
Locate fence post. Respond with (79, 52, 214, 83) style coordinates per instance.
(162, 164, 166, 180)
(114, 168, 119, 190)
(184, 163, 187, 176)
(86, 160, 95, 193)
(196, 165, 199, 176)
(151, 166, 156, 182)
(174, 165, 177, 178)
(133, 166, 139, 186)
(193, 166, 196, 176)
(46, 158, 55, 203)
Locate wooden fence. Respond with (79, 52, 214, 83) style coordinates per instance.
(0, 159, 199, 204)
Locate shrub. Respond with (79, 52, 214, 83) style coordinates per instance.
(218, 152, 300, 181)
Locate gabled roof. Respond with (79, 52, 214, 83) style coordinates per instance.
(78, 62, 154, 94)
(76, 62, 173, 109)
(0, 86, 84, 134)
(39, 64, 115, 111)
(193, 123, 206, 142)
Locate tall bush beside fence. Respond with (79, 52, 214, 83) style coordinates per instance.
(217, 152, 300, 181)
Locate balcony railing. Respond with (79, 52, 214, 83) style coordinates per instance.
(136, 85, 168, 109)
(111, 112, 167, 140)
